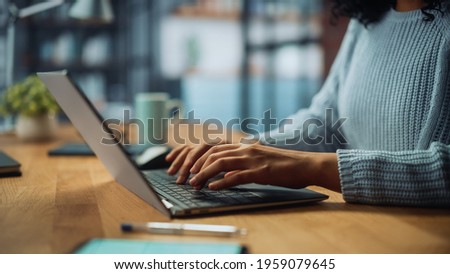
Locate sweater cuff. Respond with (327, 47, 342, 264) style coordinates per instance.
(336, 149, 359, 203)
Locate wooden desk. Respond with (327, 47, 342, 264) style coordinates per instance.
(1, 126, 450, 254)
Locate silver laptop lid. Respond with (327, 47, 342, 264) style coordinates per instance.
(37, 70, 171, 218)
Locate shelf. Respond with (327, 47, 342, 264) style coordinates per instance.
(172, 5, 319, 23)
(173, 6, 240, 21)
(23, 18, 116, 30)
(32, 61, 121, 73)
(245, 37, 321, 52)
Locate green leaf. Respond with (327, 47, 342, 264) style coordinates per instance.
(0, 75, 59, 117)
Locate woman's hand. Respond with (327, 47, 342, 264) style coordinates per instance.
(165, 140, 230, 184)
(188, 144, 341, 192)
(165, 131, 254, 184)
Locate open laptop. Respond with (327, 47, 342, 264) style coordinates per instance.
(38, 70, 328, 218)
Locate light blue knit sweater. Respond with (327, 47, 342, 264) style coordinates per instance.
(265, 8, 450, 207)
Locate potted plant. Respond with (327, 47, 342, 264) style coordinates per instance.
(0, 75, 59, 141)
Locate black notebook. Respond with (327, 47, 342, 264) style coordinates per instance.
(48, 143, 150, 156)
(0, 151, 21, 177)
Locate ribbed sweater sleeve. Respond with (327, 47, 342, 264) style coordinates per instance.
(337, 142, 450, 207)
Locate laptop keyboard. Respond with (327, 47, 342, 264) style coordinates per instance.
(143, 170, 264, 208)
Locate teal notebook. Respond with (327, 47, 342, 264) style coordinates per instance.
(74, 238, 246, 254)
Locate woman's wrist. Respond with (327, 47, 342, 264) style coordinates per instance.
(315, 153, 342, 192)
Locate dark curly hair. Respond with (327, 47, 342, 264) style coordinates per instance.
(331, 0, 449, 25)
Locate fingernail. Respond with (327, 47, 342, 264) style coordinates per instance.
(176, 176, 184, 184)
(208, 183, 217, 190)
(189, 177, 197, 185)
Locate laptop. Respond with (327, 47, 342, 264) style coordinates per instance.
(38, 70, 328, 218)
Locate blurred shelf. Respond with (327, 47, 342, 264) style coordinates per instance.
(246, 37, 321, 52)
(173, 6, 240, 21)
(172, 5, 318, 23)
(23, 18, 116, 30)
(32, 61, 122, 73)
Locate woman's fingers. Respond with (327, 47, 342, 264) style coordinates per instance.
(208, 170, 256, 190)
(167, 146, 190, 176)
(224, 170, 240, 177)
(176, 144, 212, 184)
(189, 156, 251, 188)
(165, 145, 187, 162)
(190, 144, 241, 174)
(200, 148, 246, 171)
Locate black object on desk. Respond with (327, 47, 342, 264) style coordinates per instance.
(0, 150, 21, 178)
(49, 142, 172, 170)
(48, 142, 149, 156)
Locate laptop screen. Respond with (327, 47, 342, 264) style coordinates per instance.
(38, 70, 171, 218)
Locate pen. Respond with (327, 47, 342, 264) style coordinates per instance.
(121, 222, 247, 237)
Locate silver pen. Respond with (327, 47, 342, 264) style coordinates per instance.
(121, 222, 247, 237)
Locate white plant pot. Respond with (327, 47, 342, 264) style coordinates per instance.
(16, 113, 58, 141)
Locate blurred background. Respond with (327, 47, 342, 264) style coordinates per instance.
(0, 0, 347, 133)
